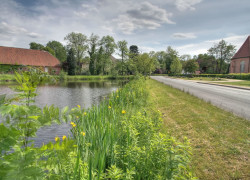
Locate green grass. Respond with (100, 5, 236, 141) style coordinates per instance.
(64, 75, 132, 81)
(0, 74, 16, 82)
(174, 76, 226, 81)
(146, 78, 250, 179)
(214, 80, 250, 87)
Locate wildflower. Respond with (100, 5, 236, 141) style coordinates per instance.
(73, 145, 77, 148)
(122, 110, 126, 114)
(76, 116, 79, 119)
(116, 96, 119, 98)
(62, 135, 67, 141)
(70, 122, 76, 127)
(84, 112, 87, 116)
(55, 136, 60, 142)
(81, 132, 86, 136)
(77, 105, 81, 108)
(108, 106, 111, 109)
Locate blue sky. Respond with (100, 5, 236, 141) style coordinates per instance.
(0, 0, 249, 57)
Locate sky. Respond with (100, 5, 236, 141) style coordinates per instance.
(0, 0, 249, 57)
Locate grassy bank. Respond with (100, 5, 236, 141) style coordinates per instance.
(146, 78, 250, 179)
(65, 75, 132, 81)
(0, 75, 195, 179)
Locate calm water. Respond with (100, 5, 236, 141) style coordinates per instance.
(0, 80, 125, 146)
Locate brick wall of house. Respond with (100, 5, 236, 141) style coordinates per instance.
(230, 58, 250, 73)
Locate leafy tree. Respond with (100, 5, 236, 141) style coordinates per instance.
(29, 42, 44, 50)
(195, 53, 217, 73)
(64, 32, 88, 74)
(117, 40, 129, 75)
(129, 45, 139, 55)
(170, 57, 182, 74)
(166, 46, 179, 73)
(29, 42, 55, 56)
(88, 34, 100, 75)
(67, 48, 76, 75)
(46, 41, 67, 62)
(99, 35, 117, 75)
(208, 40, 236, 73)
(183, 59, 199, 74)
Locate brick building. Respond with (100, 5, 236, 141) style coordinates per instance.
(230, 36, 250, 73)
(0, 46, 61, 74)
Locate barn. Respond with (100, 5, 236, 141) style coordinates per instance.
(0, 46, 61, 74)
(230, 36, 250, 73)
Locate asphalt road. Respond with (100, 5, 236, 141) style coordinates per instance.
(151, 76, 250, 120)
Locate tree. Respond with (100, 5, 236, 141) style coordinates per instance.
(99, 35, 117, 75)
(88, 34, 100, 75)
(46, 41, 67, 62)
(29, 42, 55, 56)
(117, 40, 128, 75)
(195, 53, 217, 73)
(129, 45, 139, 55)
(170, 57, 182, 74)
(165, 46, 179, 73)
(208, 40, 236, 74)
(67, 48, 76, 75)
(183, 59, 199, 74)
(64, 32, 88, 74)
(29, 42, 44, 50)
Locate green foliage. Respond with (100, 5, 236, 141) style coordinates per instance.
(46, 40, 67, 62)
(0, 64, 23, 74)
(67, 48, 76, 75)
(170, 57, 182, 74)
(64, 32, 88, 74)
(0, 69, 195, 179)
(88, 33, 100, 75)
(208, 40, 236, 74)
(170, 73, 250, 80)
(183, 59, 199, 74)
(166, 46, 179, 73)
(29, 42, 56, 56)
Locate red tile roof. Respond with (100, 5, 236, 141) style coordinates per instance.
(0, 46, 60, 67)
(232, 36, 250, 59)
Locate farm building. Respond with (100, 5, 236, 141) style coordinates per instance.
(230, 36, 250, 73)
(0, 46, 61, 74)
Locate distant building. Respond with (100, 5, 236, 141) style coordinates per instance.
(230, 36, 250, 73)
(0, 46, 61, 74)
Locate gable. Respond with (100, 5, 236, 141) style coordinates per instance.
(232, 36, 250, 59)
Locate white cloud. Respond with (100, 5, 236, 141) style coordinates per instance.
(175, 34, 248, 56)
(113, 2, 174, 34)
(175, 0, 202, 11)
(172, 33, 197, 39)
(0, 22, 41, 39)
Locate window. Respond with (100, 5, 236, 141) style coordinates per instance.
(240, 61, 245, 73)
(45, 67, 48, 73)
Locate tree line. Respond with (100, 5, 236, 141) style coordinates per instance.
(30, 32, 236, 76)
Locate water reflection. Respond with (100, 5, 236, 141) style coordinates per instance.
(0, 80, 126, 146)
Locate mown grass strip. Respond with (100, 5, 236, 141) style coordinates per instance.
(146, 78, 250, 179)
(214, 80, 250, 87)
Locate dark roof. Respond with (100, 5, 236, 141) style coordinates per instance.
(0, 46, 60, 67)
(232, 36, 250, 59)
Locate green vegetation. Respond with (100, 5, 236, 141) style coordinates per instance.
(169, 73, 250, 80)
(173, 76, 226, 81)
(146, 79, 250, 179)
(214, 80, 250, 87)
(0, 74, 16, 82)
(0, 71, 195, 179)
